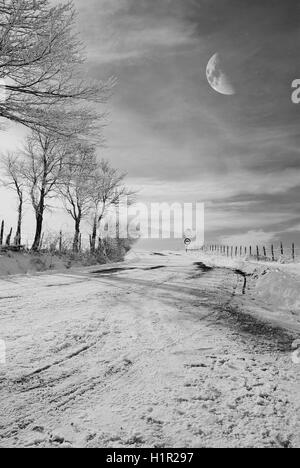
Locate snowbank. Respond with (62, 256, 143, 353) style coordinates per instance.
(252, 267, 300, 314)
(194, 252, 300, 331)
(0, 251, 70, 276)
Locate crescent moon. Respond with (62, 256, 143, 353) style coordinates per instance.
(206, 53, 235, 96)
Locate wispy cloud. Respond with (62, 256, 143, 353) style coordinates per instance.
(219, 230, 277, 247)
(75, 0, 197, 65)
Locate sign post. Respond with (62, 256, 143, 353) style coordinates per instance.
(184, 238, 191, 252)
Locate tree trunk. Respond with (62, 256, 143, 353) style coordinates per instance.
(14, 198, 23, 246)
(31, 194, 45, 251)
(90, 216, 97, 254)
(73, 218, 81, 253)
(6, 228, 12, 246)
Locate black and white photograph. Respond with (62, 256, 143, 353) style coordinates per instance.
(0, 0, 299, 451)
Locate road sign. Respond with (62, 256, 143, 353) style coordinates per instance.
(184, 238, 191, 246)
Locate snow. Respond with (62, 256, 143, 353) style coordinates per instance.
(0, 251, 299, 447)
(0, 251, 69, 276)
(188, 251, 300, 331)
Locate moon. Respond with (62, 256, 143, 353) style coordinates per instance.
(206, 53, 235, 96)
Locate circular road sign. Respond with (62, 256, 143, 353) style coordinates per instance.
(184, 238, 191, 246)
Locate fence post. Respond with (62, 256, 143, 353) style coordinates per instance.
(292, 243, 295, 262)
(271, 245, 275, 261)
(250, 246, 252, 256)
(256, 246, 260, 260)
(263, 246, 266, 258)
(281, 242, 284, 256)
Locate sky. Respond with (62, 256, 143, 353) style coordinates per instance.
(0, 0, 299, 249)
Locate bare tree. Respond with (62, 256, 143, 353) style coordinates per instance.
(1, 152, 25, 245)
(0, 0, 114, 134)
(89, 159, 135, 253)
(21, 129, 70, 251)
(58, 144, 97, 252)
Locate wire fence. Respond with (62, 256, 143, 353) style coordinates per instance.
(0, 215, 299, 263)
(0, 223, 91, 253)
(191, 243, 300, 263)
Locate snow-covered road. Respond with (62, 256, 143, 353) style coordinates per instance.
(0, 252, 299, 447)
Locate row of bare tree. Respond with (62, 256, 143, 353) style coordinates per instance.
(0, 0, 133, 253)
(1, 136, 133, 252)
